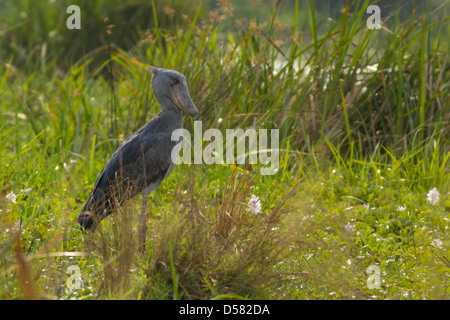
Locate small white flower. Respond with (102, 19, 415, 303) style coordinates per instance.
(6, 191, 17, 204)
(363, 203, 370, 211)
(432, 239, 443, 249)
(365, 64, 378, 72)
(247, 195, 262, 215)
(397, 205, 406, 211)
(426, 188, 439, 205)
(12, 221, 20, 233)
(345, 222, 354, 232)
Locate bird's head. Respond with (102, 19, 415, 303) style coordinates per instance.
(148, 66, 199, 118)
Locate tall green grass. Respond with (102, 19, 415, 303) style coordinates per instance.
(0, 0, 448, 299)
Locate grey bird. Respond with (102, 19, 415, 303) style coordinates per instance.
(78, 67, 198, 234)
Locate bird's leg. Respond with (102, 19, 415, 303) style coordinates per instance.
(138, 195, 149, 252)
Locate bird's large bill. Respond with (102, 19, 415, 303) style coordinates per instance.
(172, 83, 199, 118)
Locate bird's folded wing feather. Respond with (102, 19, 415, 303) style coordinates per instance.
(93, 132, 175, 197)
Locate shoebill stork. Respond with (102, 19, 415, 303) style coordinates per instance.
(77, 67, 198, 240)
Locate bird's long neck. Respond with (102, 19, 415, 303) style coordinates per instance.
(157, 97, 183, 130)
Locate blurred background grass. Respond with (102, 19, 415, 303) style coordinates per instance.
(1, 0, 448, 158)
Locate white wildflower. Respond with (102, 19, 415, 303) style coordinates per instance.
(426, 188, 439, 205)
(365, 64, 378, 72)
(12, 221, 20, 233)
(345, 222, 354, 232)
(247, 195, 262, 215)
(397, 205, 406, 211)
(432, 239, 443, 249)
(6, 191, 17, 204)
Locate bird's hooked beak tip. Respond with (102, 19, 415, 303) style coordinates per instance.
(78, 212, 97, 232)
(191, 110, 199, 118)
(185, 106, 199, 119)
(172, 86, 199, 118)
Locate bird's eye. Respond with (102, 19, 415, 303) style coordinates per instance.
(172, 78, 180, 86)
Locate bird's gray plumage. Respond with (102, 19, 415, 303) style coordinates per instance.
(78, 67, 198, 231)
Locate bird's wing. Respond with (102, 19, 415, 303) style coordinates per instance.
(92, 131, 175, 202)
